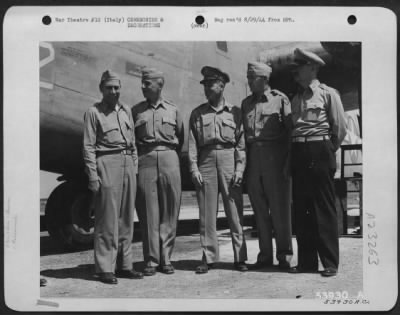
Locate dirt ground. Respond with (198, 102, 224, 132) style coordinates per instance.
(40, 229, 363, 300)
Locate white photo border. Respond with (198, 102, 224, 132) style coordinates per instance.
(3, 5, 398, 312)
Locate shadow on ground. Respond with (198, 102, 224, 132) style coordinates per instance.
(40, 264, 96, 282)
(40, 259, 255, 281)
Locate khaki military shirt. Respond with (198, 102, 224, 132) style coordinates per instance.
(188, 100, 246, 174)
(291, 79, 347, 150)
(241, 89, 292, 143)
(131, 98, 184, 151)
(83, 101, 138, 182)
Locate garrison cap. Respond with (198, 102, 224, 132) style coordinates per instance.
(290, 48, 326, 67)
(200, 66, 230, 84)
(247, 61, 272, 78)
(100, 70, 121, 86)
(142, 67, 164, 80)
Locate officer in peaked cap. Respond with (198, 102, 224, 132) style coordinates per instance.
(189, 66, 248, 274)
(200, 66, 231, 84)
(83, 70, 143, 284)
(289, 48, 346, 277)
(291, 48, 326, 67)
(132, 67, 184, 276)
(241, 61, 293, 270)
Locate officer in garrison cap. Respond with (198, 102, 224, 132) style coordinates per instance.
(83, 70, 143, 284)
(132, 67, 184, 276)
(189, 66, 248, 274)
(288, 48, 346, 277)
(241, 61, 293, 270)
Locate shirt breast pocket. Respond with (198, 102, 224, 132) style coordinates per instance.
(161, 116, 176, 139)
(135, 119, 148, 139)
(303, 102, 324, 122)
(201, 116, 215, 144)
(258, 106, 276, 127)
(220, 118, 236, 141)
(100, 121, 120, 143)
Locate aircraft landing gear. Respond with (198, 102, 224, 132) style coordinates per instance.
(45, 182, 94, 250)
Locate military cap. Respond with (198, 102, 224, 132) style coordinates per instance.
(100, 70, 121, 86)
(291, 48, 326, 67)
(200, 66, 230, 84)
(142, 67, 164, 80)
(247, 61, 272, 78)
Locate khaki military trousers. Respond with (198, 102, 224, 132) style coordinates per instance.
(94, 153, 136, 273)
(136, 150, 181, 267)
(196, 148, 247, 264)
(247, 142, 293, 264)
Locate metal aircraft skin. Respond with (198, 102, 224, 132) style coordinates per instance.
(39, 41, 361, 247)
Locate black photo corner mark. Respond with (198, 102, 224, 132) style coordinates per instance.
(42, 15, 51, 25)
(347, 15, 357, 25)
(195, 15, 205, 25)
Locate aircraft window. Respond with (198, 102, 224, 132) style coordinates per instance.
(216, 41, 228, 52)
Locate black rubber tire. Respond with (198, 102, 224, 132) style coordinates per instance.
(70, 192, 95, 246)
(45, 182, 94, 250)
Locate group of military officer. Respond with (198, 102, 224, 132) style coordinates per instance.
(83, 48, 346, 284)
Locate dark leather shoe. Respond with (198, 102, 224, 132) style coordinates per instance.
(249, 261, 273, 270)
(278, 261, 291, 270)
(234, 262, 248, 272)
(98, 272, 118, 284)
(321, 268, 337, 277)
(195, 263, 213, 274)
(288, 266, 317, 274)
(143, 266, 157, 276)
(157, 264, 175, 274)
(115, 269, 144, 279)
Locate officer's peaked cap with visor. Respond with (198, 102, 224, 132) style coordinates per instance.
(200, 66, 230, 84)
(290, 48, 326, 67)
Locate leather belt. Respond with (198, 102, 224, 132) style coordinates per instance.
(202, 143, 234, 150)
(292, 135, 330, 143)
(120, 149, 135, 155)
(96, 149, 135, 157)
(137, 144, 176, 154)
(249, 141, 274, 147)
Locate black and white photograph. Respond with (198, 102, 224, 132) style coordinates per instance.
(3, 6, 397, 312)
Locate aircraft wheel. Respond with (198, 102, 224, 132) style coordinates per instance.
(70, 192, 95, 246)
(45, 182, 94, 250)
